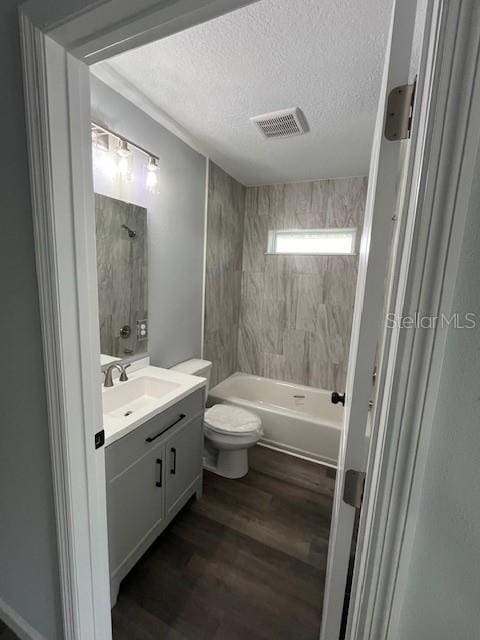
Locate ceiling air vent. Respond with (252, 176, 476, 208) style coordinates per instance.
(251, 107, 308, 139)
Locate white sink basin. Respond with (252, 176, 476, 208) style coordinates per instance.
(103, 376, 181, 419)
(101, 365, 206, 446)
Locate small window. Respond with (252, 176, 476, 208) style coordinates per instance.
(267, 228, 356, 256)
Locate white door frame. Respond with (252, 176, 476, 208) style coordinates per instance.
(18, 0, 480, 639)
(19, 2, 262, 639)
(348, 2, 480, 638)
(320, 0, 425, 635)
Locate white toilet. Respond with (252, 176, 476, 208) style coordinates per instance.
(171, 359, 263, 478)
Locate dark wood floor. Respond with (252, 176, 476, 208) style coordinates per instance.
(0, 447, 335, 640)
(112, 445, 336, 640)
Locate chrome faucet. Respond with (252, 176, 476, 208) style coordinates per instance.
(104, 363, 130, 388)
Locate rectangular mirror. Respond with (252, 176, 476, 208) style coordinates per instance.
(95, 193, 148, 365)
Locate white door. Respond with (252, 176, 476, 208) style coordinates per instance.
(320, 1, 423, 638)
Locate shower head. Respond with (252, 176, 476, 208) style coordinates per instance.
(121, 224, 136, 238)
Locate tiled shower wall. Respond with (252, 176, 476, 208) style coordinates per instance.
(238, 178, 367, 390)
(204, 168, 367, 391)
(204, 162, 246, 387)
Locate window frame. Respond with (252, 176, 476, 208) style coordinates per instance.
(266, 227, 357, 256)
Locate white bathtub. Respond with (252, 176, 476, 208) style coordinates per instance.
(208, 372, 343, 467)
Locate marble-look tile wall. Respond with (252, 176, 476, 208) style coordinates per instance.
(204, 162, 246, 387)
(95, 194, 148, 358)
(238, 178, 367, 391)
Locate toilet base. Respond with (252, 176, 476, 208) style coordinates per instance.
(203, 447, 249, 479)
(217, 448, 249, 478)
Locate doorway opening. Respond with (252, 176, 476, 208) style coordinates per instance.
(87, 1, 390, 635)
(18, 0, 450, 638)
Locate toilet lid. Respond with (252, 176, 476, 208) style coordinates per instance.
(204, 404, 262, 435)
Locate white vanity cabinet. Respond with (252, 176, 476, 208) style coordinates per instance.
(164, 415, 204, 519)
(105, 388, 204, 605)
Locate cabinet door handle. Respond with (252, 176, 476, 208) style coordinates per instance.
(156, 458, 162, 487)
(171, 447, 176, 475)
(146, 414, 186, 443)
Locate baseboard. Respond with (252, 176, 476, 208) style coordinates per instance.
(0, 598, 46, 640)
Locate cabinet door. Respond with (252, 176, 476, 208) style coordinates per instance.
(107, 444, 165, 577)
(165, 417, 203, 518)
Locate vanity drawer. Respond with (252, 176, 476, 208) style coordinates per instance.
(106, 389, 204, 478)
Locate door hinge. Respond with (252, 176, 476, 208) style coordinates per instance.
(343, 469, 366, 509)
(95, 429, 105, 449)
(384, 80, 416, 141)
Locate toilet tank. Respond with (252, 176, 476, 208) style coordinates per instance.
(170, 359, 212, 394)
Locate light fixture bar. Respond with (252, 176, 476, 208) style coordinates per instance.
(91, 121, 159, 161)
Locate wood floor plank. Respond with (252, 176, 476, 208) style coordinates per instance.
(191, 480, 328, 567)
(249, 446, 336, 497)
(238, 466, 333, 513)
(203, 471, 273, 510)
(112, 595, 188, 640)
(0, 449, 334, 640)
(170, 511, 323, 601)
(112, 446, 334, 640)
(186, 552, 321, 634)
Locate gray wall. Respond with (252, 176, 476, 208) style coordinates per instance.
(239, 178, 366, 390)
(204, 162, 246, 387)
(395, 150, 480, 640)
(95, 194, 148, 358)
(91, 75, 206, 368)
(0, 1, 63, 638)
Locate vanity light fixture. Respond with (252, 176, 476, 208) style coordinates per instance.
(116, 139, 131, 158)
(92, 137, 116, 180)
(91, 122, 160, 190)
(98, 152, 117, 180)
(146, 156, 159, 193)
(116, 142, 133, 182)
(91, 127, 109, 152)
(117, 156, 133, 181)
(147, 156, 158, 170)
(115, 141, 133, 181)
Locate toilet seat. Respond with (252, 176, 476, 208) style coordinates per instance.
(204, 404, 262, 436)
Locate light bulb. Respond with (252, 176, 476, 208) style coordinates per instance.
(101, 153, 117, 180)
(92, 142, 116, 180)
(146, 171, 158, 190)
(117, 156, 130, 179)
(92, 150, 116, 180)
(146, 156, 159, 192)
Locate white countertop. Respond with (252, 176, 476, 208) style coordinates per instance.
(102, 365, 206, 446)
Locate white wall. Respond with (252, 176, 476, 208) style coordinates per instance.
(90, 75, 207, 368)
(395, 149, 480, 639)
(0, 1, 63, 638)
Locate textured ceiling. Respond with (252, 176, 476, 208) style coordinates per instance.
(93, 0, 392, 185)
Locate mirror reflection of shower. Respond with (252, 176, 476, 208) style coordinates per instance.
(94, 193, 148, 360)
(121, 224, 136, 238)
